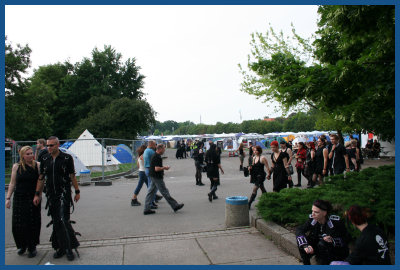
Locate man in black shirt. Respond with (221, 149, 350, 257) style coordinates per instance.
(328, 134, 350, 175)
(33, 136, 80, 261)
(143, 144, 184, 215)
(35, 138, 48, 163)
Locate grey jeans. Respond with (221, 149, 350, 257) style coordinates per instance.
(144, 176, 179, 211)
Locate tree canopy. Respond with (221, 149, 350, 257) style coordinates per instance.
(240, 5, 395, 141)
(5, 42, 156, 140)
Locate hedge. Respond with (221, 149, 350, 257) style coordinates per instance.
(256, 165, 395, 238)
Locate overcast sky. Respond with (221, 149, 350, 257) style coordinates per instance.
(5, 5, 319, 125)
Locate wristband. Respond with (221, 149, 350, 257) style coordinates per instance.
(6, 198, 10, 200)
(75, 189, 80, 194)
(35, 191, 40, 196)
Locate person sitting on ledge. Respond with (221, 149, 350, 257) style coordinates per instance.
(295, 199, 350, 265)
(330, 205, 391, 265)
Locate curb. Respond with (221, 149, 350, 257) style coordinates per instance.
(251, 213, 301, 260)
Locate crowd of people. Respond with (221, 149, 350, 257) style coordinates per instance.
(6, 135, 390, 265)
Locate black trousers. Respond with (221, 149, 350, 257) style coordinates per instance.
(298, 238, 348, 265)
(48, 195, 79, 251)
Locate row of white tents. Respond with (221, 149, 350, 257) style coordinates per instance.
(58, 129, 395, 175)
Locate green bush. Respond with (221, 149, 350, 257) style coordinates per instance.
(256, 165, 395, 238)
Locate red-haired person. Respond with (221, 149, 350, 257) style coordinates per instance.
(331, 205, 391, 265)
(268, 141, 292, 192)
(294, 142, 307, 187)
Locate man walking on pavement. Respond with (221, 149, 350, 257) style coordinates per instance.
(143, 144, 184, 215)
(33, 136, 81, 261)
(143, 140, 162, 207)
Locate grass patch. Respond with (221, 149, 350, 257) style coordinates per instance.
(90, 163, 134, 178)
(256, 165, 395, 239)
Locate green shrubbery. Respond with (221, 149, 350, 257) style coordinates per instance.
(256, 165, 395, 238)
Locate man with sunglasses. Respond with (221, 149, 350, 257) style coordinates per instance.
(33, 136, 80, 261)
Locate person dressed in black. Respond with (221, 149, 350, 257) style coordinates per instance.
(205, 143, 224, 202)
(330, 205, 391, 265)
(311, 138, 329, 187)
(248, 142, 254, 166)
(33, 136, 81, 261)
(328, 134, 350, 175)
(36, 138, 48, 163)
(280, 140, 294, 188)
(248, 145, 271, 209)
(268, 140, 292, 192)
(296, 200, 350, 265)
(372, 139, 381, 158)
(193, 142, 205, 186)
(181, 140, 187, 159)
(6, 146, 41, 258)
(176, 141, 182, 159)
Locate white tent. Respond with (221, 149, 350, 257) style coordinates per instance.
(68, 129, 120, 172)
(59, 147, 88, 176)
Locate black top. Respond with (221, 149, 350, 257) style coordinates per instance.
(149, 153, 164, 179)
(37, 148, 48, 163)
(330, 143, 348, 173)
(315, 147, 325, 172)
(239, 148, 244, 155)
(40, 151, 75, 197)
(346, 224, 391, 265)
(15, 163, 39, 194)
(193, 148, 204, 163)
(296, 215, 350, 250)
(249, 146, 253, 156)
(205, 149, 220, 167)
(251, 156, 265, 177)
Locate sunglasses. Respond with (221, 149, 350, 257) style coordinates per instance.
(47, 144, 56, 147)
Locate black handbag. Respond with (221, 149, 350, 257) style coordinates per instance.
(243, 166, 249, 177)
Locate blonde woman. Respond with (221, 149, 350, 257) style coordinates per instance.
(6, 146, 41, 258)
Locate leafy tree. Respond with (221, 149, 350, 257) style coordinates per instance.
(240, 5, 395, 141)
(69, 97, 155, 138)
(5, 37, 54, 140)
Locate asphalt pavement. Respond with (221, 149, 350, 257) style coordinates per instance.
(5, 148, 303, 265)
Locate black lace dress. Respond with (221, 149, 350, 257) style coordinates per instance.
(12, 164, 41, 249)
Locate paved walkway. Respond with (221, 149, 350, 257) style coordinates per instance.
(7, 149, 392, 265)
(5, 227, 300, 265)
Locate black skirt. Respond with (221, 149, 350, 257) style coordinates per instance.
(12, 191, 41, 249)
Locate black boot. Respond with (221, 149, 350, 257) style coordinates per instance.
(28, 246, 37, 258)
(248, 193, 257, 209)
(240, 165, 243, 171)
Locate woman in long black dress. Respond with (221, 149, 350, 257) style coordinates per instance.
(6, 146, 41, 258)
(268, 140, 292, 192)
(205, 144, 224, 202)
(311, 138, 329, 187)
(248, 145, 271, 209)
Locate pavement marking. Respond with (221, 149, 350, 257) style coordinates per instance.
(5, 227, 257, 253)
